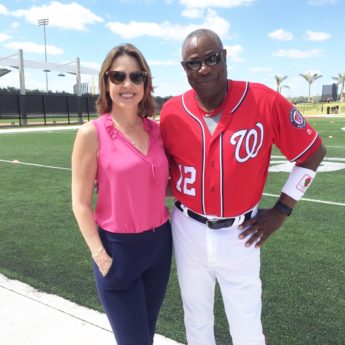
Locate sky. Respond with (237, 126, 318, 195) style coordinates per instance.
(0, 0, 344, 98)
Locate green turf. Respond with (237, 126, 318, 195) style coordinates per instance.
(0, 117, 344, 344)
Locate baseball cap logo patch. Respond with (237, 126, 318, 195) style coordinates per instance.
(289, 107, 306, 128)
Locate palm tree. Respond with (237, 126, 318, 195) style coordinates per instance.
(274, 75, 288, 93)
(299, 72, 322, 102)
(332, 73, 345, 101)
(280, 85, 290, 96)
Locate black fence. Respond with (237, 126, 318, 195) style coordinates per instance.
(0, 93, 98, 127)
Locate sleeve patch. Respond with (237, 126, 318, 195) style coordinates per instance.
(289, 107, 306, 128)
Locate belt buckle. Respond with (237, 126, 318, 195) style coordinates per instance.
(206, 218, 221, 230)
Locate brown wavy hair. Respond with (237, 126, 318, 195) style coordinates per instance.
(96, 44, 156, 117)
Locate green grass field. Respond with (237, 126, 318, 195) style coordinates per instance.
(0, 116, 344, 345)
(0, 115, 96, 126)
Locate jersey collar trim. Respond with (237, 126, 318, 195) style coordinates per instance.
(230, 81, 249, 114)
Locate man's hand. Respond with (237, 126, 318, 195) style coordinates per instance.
(238, 208, 287, 248)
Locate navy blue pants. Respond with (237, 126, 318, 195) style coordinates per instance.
(93, 221, 172, 345)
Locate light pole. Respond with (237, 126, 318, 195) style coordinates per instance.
(38, 18, 49, 92)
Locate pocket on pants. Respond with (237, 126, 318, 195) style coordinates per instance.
(93, 238, 128, 290)
(102, 243, 116, 279)
(95, 241, 140, 290)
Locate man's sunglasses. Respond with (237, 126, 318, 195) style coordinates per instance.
(181, 52, 223, 72)
(106, 70, 148, 85)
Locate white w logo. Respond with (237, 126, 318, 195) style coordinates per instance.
(230, 123, 264, 163)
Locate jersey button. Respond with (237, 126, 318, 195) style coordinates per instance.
(210, 160, 215, 167)
(210, 186, 215, 192)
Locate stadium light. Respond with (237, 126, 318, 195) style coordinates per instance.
(38, 18, 49, 92)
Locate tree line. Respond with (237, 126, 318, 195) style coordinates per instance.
(275, 72, 345, 102)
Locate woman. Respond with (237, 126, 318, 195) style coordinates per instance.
(71, 44, 172, 345)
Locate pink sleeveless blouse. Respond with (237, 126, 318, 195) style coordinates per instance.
(92, 114, 169, 233)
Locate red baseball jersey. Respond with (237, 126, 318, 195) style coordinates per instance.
(160, 80, 322, 217)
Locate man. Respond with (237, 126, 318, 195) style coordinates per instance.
(160, 29, 326, 345)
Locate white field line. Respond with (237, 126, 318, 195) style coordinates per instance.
(271, 155, 345, 162)
(0, 125, 81, 134)
(263, 193, 345, 207)
(322, 157, 345, 161)
(0, 159, 71, 171)
(1, 158, 344, 208)
(325, 145, 345, 149)
(3, 156, 344, 169)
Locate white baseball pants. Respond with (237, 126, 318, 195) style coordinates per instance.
(171, 206, 266, 345)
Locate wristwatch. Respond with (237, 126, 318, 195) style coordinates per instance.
(274, 200, 293, 216)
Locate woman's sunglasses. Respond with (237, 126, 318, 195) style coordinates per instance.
(181, 51, 223, 72)
(106, 70, 148, 85)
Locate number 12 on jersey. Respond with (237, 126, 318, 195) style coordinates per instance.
(176, 164, 196, 196)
